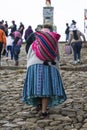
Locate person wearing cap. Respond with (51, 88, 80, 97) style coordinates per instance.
(22, 28, 67, 119)
(72, 20, 76, 25)
(70, 20, 77, 31)
(68, 25, 86, 64)
(70, 20, 76, 27)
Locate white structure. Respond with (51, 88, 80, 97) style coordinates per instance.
(84, 9, 87, 38)
(43, 6, 54, 25)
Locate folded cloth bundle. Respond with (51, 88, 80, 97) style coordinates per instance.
(32, 31, 61, 62)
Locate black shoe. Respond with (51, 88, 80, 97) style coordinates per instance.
(40, 112, 49, 119)
(37, 104, 42, 111)
(15, 61, 19, 66)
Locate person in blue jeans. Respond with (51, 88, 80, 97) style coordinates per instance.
(6, 46, 13, 60)
(6, 33, 14, 60)
(13, 37, 22, 66)
(65, 23, 70, 42)
(68, 25, 86, 64)
(71, 42, 82, 63)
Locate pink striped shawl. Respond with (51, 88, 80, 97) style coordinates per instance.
(32, 31, 60, 61)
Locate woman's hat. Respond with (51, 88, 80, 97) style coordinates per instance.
(72, 20, 76, 24)
(70, 25, 77, 31)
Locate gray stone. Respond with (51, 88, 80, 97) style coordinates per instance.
(0, 44, 87, 130)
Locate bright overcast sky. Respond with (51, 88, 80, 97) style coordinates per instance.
(0, 0, 87, 40)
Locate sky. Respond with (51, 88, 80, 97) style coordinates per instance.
(0, 0, 87, 41)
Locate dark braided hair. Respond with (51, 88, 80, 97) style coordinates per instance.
(73, 30, 79, 40)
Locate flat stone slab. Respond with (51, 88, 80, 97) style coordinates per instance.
(0, 66, 26, 70)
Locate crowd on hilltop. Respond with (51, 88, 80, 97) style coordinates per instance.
(0, 19, 36, 66)
(0, 19, 26, 66)
(0, 20, 55, 66)
(0, 19, 87, 67)
(0, 20, 67, 119)
(0, 18, 87, 119)
(0, 20, 25, 37)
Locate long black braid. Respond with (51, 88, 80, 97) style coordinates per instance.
(73, 30, 79, 40)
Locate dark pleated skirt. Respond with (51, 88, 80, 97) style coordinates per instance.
(22, 64, 67, 107)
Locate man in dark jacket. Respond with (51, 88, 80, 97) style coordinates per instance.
(24, 26, 35, 54)
(65, 23, 70, 42)
(9, 20, 17, 33)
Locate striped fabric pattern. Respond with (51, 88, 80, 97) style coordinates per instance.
(32, 31, 60, 61)
(22, 64, 67, 107)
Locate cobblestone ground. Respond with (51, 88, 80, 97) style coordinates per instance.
(0, 43, 87, 130)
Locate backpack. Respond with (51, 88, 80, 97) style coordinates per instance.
(13, 37, 22, 46)
(32, 31, 60, 64)
(17, 38, 23, 46)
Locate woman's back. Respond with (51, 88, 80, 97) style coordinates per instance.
(68, 29, 86, 44)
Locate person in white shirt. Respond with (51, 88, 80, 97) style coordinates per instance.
(6, 33, 14, 60)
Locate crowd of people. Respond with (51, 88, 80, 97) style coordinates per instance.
(0, 19, 43, 66)
(0, 19, 55, 67)
(0, 20, 35, 66)
(0, 20, 25, 66)
(0, 20, 67, 119)
(1, 19, 86, 66)
(0, 18, 87, 119)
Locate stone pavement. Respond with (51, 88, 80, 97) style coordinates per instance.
(0, 43, 87, 130)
